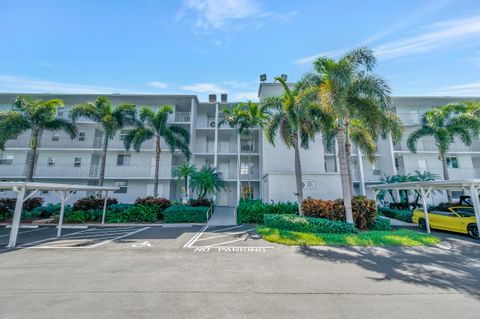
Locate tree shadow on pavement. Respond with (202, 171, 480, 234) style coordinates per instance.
(297, 233, 480, 298)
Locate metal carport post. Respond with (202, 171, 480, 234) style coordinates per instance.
(467, 184, 480, 237)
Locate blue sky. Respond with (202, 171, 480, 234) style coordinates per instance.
(1, 0, 480, 101)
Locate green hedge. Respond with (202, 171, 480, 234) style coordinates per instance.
(237, 199, 298, 224)
(378, 207, 413, 223)
(105, 205, 157, 223)
(163, 205, 208, 223)
(263, 214, 356, 234)
(371, 216, 391, 231)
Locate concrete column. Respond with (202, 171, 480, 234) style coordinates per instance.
(214, 103, 219, 168)
(7, 186, 26, 248)
(357, 147, 366, 196)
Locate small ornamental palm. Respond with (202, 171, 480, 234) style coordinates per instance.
(70, 96, 136, 186)
(190, 166, 227, 200)
(124, 106, 191, 198)
(173, 162, 196, 200)
(0, 96, 77, 181)
(407, 103, 480, 202)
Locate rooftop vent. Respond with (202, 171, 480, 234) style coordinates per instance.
(260, 74, 267, 82)
(209, 94, 217, 103)
(221, 93, 228, 103)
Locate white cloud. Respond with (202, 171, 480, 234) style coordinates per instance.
(431, 81, 480, 96)
(231, 91, 258, 101)
(0, 74, 140, 94)
(374, 15, 480, 60)
(147, 81, 168, 89)
(180, 82, 224, 93)
(180, 0, 261, 30)
(294, 49, 346, 66)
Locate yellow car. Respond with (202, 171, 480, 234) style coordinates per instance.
(413, 206, 478, 238)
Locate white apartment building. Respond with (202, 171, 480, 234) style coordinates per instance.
(0, 84, 479, 205)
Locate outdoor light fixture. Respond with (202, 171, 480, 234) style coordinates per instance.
(209, 94, 217, 103)
(281, 74, 288, 81)
(260, 74, 267, 82)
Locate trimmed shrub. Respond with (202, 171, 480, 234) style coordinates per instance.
(371, 216, 391, 231)
(24, 197, 44, 211)
(264, 214, 356, 234)
(64, 209, 86, 223)
(189, 198, 212, 207)
(163, 205, 208, 223)
(237, 199, 298, 224)
(31, 204, 61, 218)
(105, 205, 157, 223)
(134, 197, 170, 219)
(378, 207, 413, 223)
(73, 196, 118, 211)
(302, 196, 377, 230)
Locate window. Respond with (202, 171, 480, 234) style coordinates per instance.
(114, 181, 128, 193)
(418, 159, 428, 170)
(241, 186, 254, 199)
(117, 154, 131, 166)
(120, 129, 130, 140)
(48, 157, 55, 166)
(74, 157, 82, 167)
(78, 132, 86, 141)
(0, 154, 13, 165)
(52, 133, 60, 141)
(240, 162, 252, 175)
(446, 157, 459, 168)
(453, 207, 475, 217)
(57, 110, 64, 118)
(371, 162, 381, 176)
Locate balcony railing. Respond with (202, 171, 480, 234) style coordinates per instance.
(174, 112, 191, 123)
(0, 164, 171, 178)
(394, 139, 480, 152)
(397, 112, 421, 125)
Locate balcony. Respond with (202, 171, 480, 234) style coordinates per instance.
(394, 138, 480, 152)
(0, 164, 171, 179)
(174, 112, 191, 123)
(397, 112, 421, 125)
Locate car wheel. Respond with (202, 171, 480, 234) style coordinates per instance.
(418, 218, 426, 230)
(467, 224, 479, 239)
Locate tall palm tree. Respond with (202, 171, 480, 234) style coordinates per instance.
(124, 106, 191, 197)
(70, 96, 136, 186)
(310, 46, 402, 224)
(261, 77, 328, 215)
(0, 96, 77, 181)
(407, 103, 480, 202)
(173, 162, 196, 202)
(219, 101, 267, 198)
(190, 166, 227, 200)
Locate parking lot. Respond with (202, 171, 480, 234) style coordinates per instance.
(0, 225, 479, 318)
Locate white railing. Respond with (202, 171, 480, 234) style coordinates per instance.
(0, 165, 26, 177)
(401, 167, 478, 180)
(218, 143, 236, 153)
(174, 112, 191, 123)
(397, 112, 421, 125)
(394, 138, 480, 152)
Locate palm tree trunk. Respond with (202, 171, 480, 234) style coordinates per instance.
(26, 129, 39, 182)
(292, 136, 304, 216)
(440, 152, 452, 202)
(337, 123, 354, 224)
(154, 137, 161, 198)
(344, 130, 355, 197)
(184, 175, 188, 200)
(98, 135, 108, 186)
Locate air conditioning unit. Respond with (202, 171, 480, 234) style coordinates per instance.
(209, 94, 217, 103)
(221, 93, 227, 103)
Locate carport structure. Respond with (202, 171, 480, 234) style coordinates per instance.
(369, 179, 480, 235)
(0, 182, 118, 248)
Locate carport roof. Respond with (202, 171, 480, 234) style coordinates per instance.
(0, 182, 118, 192)
(368, 179, 480, 191)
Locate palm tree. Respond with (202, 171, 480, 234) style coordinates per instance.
(412, 170, 439, 207)
(379, 173, 398, 204)
(190, 166, 227, 200)
(261, 77, 328, 215)
(310, 46, 402, 224)
(124, 106, 191, 198)
(219, 101, 267, 198)
(407, 103, 480, 202)
(173, 162, 196, 202)
(70, 96, 136, 186)
(0, 96, 77, 181)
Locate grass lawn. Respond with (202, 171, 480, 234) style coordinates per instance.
(256, 226, 441, 246)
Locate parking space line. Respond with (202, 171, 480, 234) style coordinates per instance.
(18, 228, 95, 248)
(0, 227, 47, 238)
(183, 225, 208, 248)
(208, 225, 244, 233)
(196, 228, 255, 242)
(87, 227, 150, 249)
(65, 229, 140, 238)
(205, 238, 246, 247)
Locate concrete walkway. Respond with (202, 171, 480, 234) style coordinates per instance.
(208, 206, 236, 226)
(384, 216, 414, 227)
